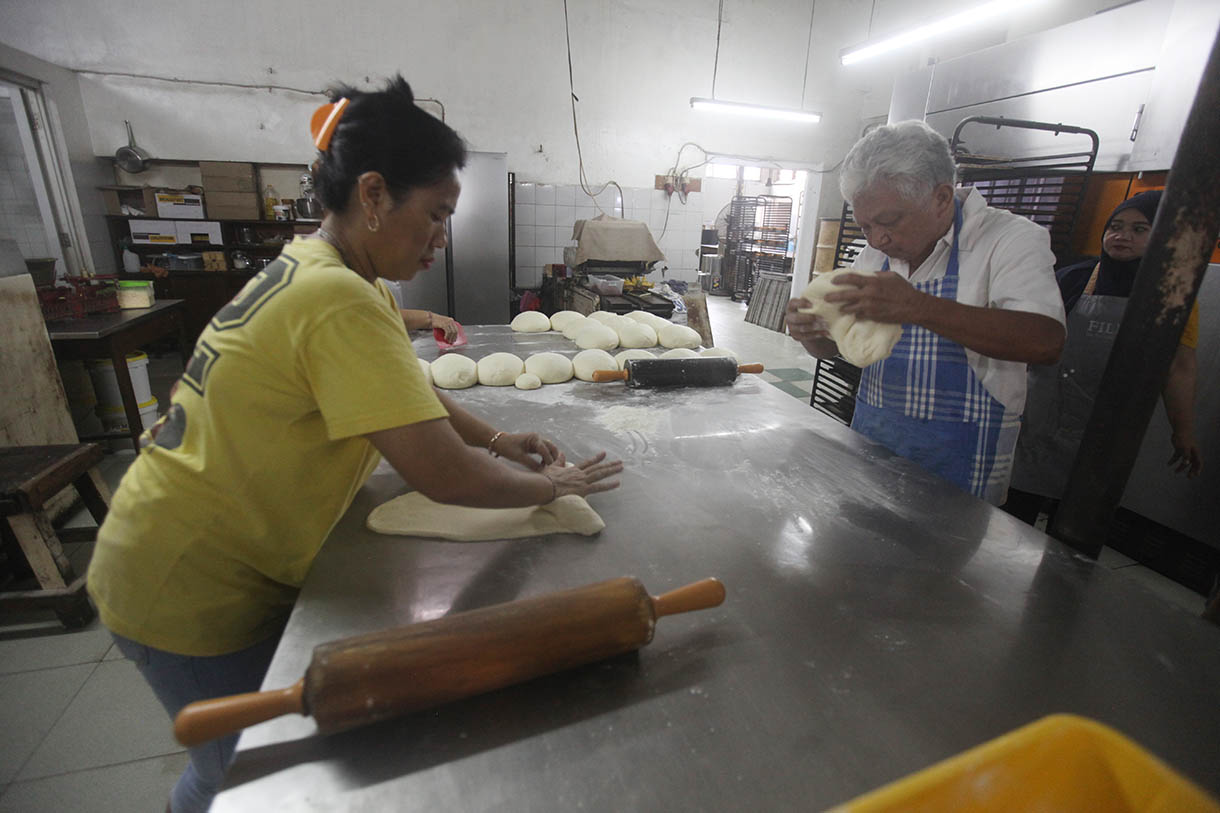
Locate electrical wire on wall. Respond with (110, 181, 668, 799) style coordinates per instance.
(654, 141, 711, 240)
(561, 0, 624, 217)
(73, 70, 448, 121)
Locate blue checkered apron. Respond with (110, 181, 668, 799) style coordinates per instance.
(850, 201, 1021, 504)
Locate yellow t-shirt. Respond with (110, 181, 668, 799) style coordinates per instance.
(87, 237, 447, 656)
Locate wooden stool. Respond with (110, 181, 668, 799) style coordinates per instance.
(0, 444, 111, 628)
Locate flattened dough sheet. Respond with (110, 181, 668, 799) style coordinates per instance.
(367, 492, 606, 541)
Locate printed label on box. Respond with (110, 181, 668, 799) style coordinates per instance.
(155, 192, 205, 219)
(176, 221, 223, 246)
(129, 219, 178, 245)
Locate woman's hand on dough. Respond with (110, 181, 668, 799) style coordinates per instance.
(494, 432, 561, 470)
(785, 298, 837, 357)
(544, 452, 624, 499)
(823, 271, 927, 324)
(432, 313, 460, 342)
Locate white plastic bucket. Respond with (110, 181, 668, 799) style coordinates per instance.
(97, 396, 159, 433)
(87, 352, 152, 409)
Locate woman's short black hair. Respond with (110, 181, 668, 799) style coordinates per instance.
(314, 75, 466, 213)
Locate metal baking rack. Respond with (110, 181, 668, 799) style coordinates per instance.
(725, 195, 793, 306)
(950, 116, 1100, 266)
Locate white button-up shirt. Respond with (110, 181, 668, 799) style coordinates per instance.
(852, 187, 1066, 413)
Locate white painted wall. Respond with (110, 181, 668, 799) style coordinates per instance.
(0, 0, 1121, 275)
(0, 0, 1115, 178)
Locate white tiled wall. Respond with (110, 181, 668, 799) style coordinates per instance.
(514, 182, 707, 289)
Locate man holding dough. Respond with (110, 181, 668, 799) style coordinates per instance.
(785, 121, 1065, 504)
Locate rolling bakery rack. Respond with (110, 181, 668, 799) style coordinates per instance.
(723, 195, 793, 305)
(812, 116, 1100, 425)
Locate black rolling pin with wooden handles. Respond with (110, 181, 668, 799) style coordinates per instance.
(592, 356, 765, 388)
(173, 576, 726, 746)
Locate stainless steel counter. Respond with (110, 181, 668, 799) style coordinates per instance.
(215, 327, 1220, 811)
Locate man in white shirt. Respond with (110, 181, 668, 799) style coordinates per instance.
(786, 120, 1066, 504)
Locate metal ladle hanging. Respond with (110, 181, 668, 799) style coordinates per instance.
(114, 120, 152, 174)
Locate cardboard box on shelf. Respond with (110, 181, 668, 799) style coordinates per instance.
(205, 191, 260, 220)
(201, 251, 227, 271)
(200, 161, 257, 193)
(129, 219, 178, 245)
(155, 191, 205, 219)
(176, 221, 224, 246)
(99, 186, 159, 217)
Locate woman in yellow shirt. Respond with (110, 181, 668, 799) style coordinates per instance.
(87, 76, 621, 812)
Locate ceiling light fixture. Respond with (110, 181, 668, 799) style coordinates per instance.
(692, 0, 822, 124)
(690, 98, 822, 123)
(840, 0, 1050, 66)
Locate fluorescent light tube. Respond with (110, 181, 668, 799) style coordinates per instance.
(690, 98, 821, 123)
(840, 0, 1050, 66)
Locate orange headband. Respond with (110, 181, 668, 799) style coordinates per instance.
(310, 97, 349, 152)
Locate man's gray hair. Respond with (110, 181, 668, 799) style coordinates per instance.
(839, 120, 957, 204)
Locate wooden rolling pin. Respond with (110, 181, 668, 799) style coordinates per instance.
(173, 576, 726, 746)
(592, 357, 764, 388)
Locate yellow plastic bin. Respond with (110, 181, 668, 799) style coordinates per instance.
(87, 352, 152, 408)
(830, 715, 1219, 813)
(97, 396, 159, 433)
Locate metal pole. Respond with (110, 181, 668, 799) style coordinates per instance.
(1050, 28, 1220, 556)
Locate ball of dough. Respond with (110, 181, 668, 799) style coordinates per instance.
(549, 310, 584, 332)
(515, 373, 542, 390)
(477, 352, 525, 386)
(586, 310, 623, 327)
(417, 357, 433, 386)
(614, 349, 654, 369)
(660, 347, 699, 359)
(525, 352, 574, 383)
(798, 270, 902, 368)
(658, 323, 701, 349)
(615, 319, 658, 348)
(510, 311, 550, 333)
(573, 321, 620, 350)
(628, 311, 671, 332)
(561, 315, 590, 341)
(431, 354, 478, 389)
(573, 349, 617, 381)
(700, 346, 739, 361)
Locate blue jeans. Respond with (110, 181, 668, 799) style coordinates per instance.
(111, 631, 282, 813)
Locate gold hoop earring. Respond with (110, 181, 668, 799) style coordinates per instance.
(367, 215, 380, 233)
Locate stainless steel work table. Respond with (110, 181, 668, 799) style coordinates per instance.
(215, 326, 1220, 811)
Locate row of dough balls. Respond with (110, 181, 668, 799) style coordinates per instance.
(510, 309, 703, 352)
(421, 346, 740, 390)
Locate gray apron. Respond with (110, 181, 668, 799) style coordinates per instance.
(1010, 265, 1127, 499)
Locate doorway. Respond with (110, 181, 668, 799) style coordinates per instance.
(0, 77, 91, 280)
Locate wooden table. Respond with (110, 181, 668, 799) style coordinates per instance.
(46, 300, 187, 451)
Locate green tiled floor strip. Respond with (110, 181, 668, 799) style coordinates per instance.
(763, 367, 815, 382)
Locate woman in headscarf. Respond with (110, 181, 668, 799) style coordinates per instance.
(1004, 190, 1202, 526)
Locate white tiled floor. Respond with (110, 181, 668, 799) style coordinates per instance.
(0, 306, 1207, 810)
